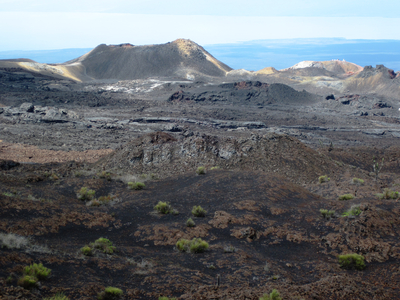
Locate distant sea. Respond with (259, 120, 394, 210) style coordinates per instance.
(1, 38, 400, 72)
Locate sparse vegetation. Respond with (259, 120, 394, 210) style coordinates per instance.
(43, 292, 70, 300)
(351, 177, 364, 185)
(196, 166, 206, 175)
(158, 297, 177, 300)
(176, 238, 209, 253)
(223, 245, 236, 253)
(338, 193, 354, 201)
(186, 217, 196, 227)
(259, 289, 282, 300)
(373, 157, 384, 181)
(320, 209, 335, 219)
(318, 175, 330, 184)
(376, 188, 399, 200)
(18, 263, 51, 289)
(154, 201, 172, 214)
(338, 253, 366, 270)
(128, 181, 145, 190)
(192, 205, 207, 217)
(89, 238, 116, 254)
(2, 192, 15, 197)
(210, 166, 220, 170)
(98, 286, 123, 300)
(77, 187, 96, 201)
(98, 171, 112, 181)
(342, 205, 361, 217)
(81, 246, 93, 256)
(0, 232, 30, 249)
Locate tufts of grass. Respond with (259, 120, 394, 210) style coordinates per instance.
(23, 263, 51, 280)
(17, 275, 38, 289)
(128, 181, 145, 190)
(223, 245, 236, 253)
(351, 177, 364, 185)
(98, 286, 123, 300)
(186, 218, 195, 227)
(77, 187, 96, 201)
(259, 289, 282, 300)
(98, 171, 112, 181)
(320, 209, 335, 219)
(159, 297, 177, 300)
(210, 166, 220, 170)
(89, 238, 116, 254)
(154, 201, 172, 214)
(2, 192, 15, 197)
(318, 175, 330, 184)
(196, 166, 206, 175)
(81, 246, 93, 256)
(342, 205, 361, 217)
(191, 205, 207, 217)
(43, 292, 70, 300)
(338, 253, 366, 270)
(376, 188, 399, 200)
(338, 193, 354, 201)
(176, 238, 209, 253)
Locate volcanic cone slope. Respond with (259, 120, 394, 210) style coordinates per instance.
(67, 39, 232, 80)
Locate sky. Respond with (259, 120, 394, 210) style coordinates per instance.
(1, 0, 400, 51)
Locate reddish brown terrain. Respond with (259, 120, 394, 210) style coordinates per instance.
(1, 40, 400, 300)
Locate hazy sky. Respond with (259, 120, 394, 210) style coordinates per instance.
(1, 0, 400, 51)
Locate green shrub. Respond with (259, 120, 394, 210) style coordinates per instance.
(196, 166, 206, 175)
(43, 292, 70, 300)
(338, 193, 354, 201)
(342, 205, 361, 217)
(154, 201, 172, 214)
(318, 175, 330, 184)
(98, 171, 112, 181)
(351, 178, 364, 185)
(210, 166, 220, 170)
(186, 218, 195, 227)
(90, 238, 116, 254)
(259, 289, 282, 300)
(23, 263, 51, 280)
(376, 188, 399, 200)
(128, 182, 145, 190)
(17, 275, 38, 289)
(98, 286, 123, 300)
(192, 205, 207, 217)
(159, 297, 177, 300)
(320, 209, 335, 219)
(77, 187, 96, 201)
(338, 253, 366, 270)
(176, 238, 209, 253)
(81, 246, 93, 256)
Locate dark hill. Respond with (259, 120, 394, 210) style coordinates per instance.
(67, 39, 233, 80)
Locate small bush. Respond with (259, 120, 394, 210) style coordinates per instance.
(223, 245, 236, 253)
(210, 166, 220, 170)
(128, 182, 145, 190)
(186, 218, 196, 227)
(43, 292, 70, 300)
(192, 205, 207, 217)
(318, 175, 330, 184)
(351, 178, 364, 185)
(376, 188, 399, 200)
(176, 238, 209, 253)
(98, 171, 112, 181)
(196, 166, 206, 175)
(154, 201, 172, 214)
(17, 275, 38, 289)
(259, 289, 282, 300)
(98, 286, 123, 300)
(338, 253, 365, 270)
(77, 187, 95, 201)
(320, 209, 335, 219)
(81, 246, 93, 256)
(342, 205, 361, 217)
(90, 238, 116, 254)
(23, 263, 51, 280)
(0, 232, 30, 249)
(159, 297, 177, 300)
(338, 193, 354, 201)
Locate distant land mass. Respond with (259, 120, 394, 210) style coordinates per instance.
(1, 38, 400, 72)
